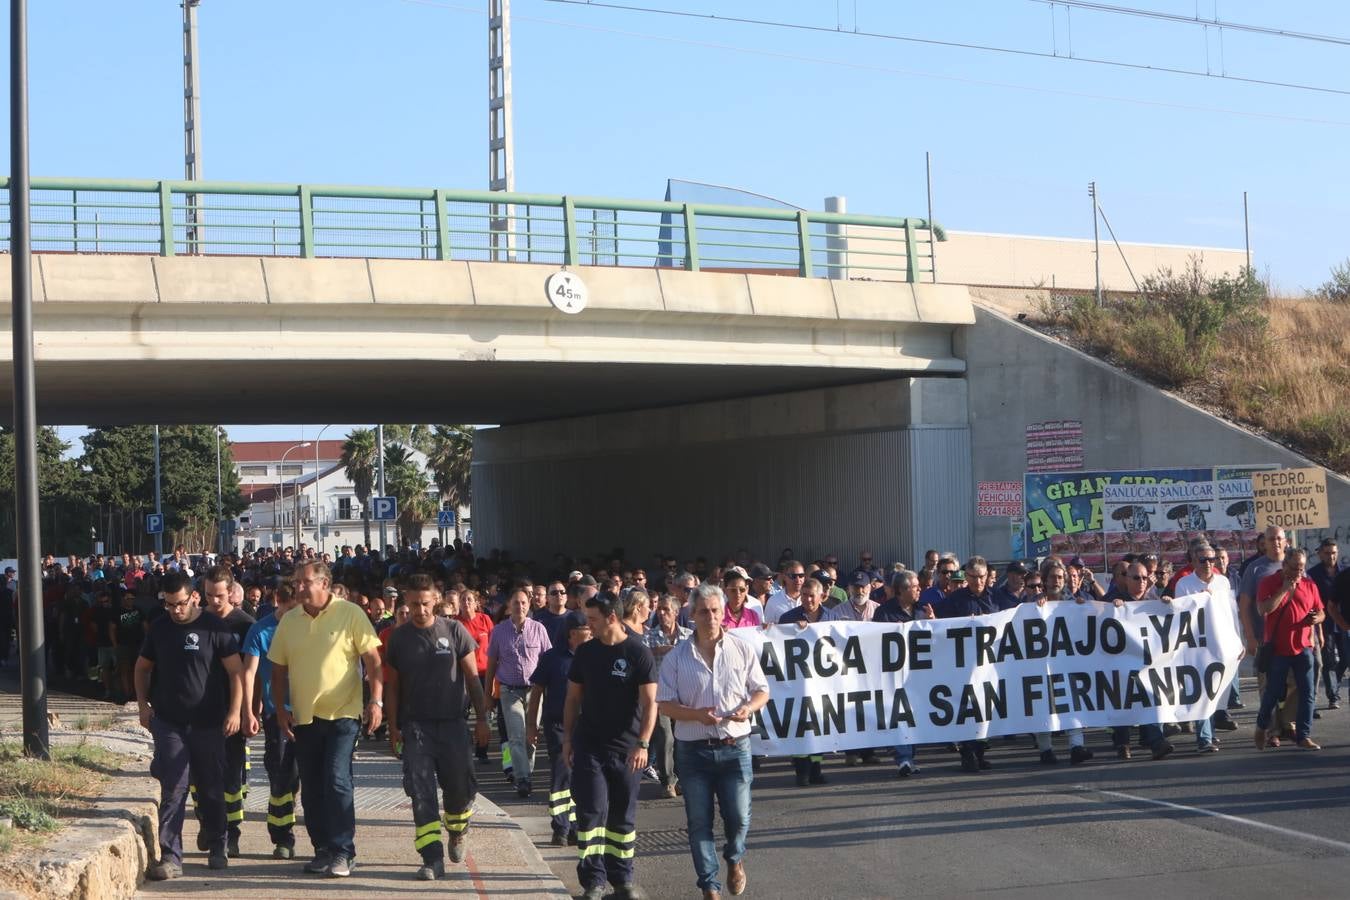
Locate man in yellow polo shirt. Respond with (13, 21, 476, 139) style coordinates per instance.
(269, 561, 383, 878)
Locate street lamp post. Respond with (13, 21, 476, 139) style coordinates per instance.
(215, 425, 223, 556)
(314, 425, 333, 552)
(276, 442, 311, 550)
(376, 425, 387, 553)
(153, 425, 163, 558)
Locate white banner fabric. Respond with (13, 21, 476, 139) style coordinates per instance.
(731, 592, 1242, 756)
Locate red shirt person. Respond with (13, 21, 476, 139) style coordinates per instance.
(1253, 549, 1325, 750)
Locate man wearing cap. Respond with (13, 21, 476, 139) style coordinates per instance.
(825, 572, 879, 622)
(658, 584, 768, 900)
(385, 575, 489, 880)
(528, 611, 593, 845)
(1067, 557, 1106, 603)
(486, 589, 552, 798)
(992, 563, 1029, 609)
(746, 564, 776, 612)
(1307, 539, 1348, 709)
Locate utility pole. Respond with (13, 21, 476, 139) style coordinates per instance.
(11, 0, 49, 760)
(182, 0, 203, 253)
(488, 0, 515, 261)
(926, 150, 936, 283)
(376, 425, 387, 553)
(153, 425, 163, 558)
(1243, 191, 1251, 272)
(1089, 181, 1102, 307)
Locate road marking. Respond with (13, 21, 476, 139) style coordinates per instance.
(1081, 786, 1350, 853)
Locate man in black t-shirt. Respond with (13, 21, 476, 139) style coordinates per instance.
(89, 589, 119, 700)
(113, 591, 146, 703)
(386, 575, 490, 881)
(563, 592, 657, 900)
(136, 571, 244, 880)
(201, 566, 255, 857)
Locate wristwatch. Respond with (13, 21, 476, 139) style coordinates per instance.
(637, 739, 650, 749)
(372, 699, 384, 708)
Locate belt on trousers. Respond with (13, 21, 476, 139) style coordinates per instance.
(500, 683, 529, 691)
(681, 736, 742, 747)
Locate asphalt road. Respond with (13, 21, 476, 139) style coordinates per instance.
(483, 675, 1350, 900)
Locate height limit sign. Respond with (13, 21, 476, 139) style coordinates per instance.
(1251, 467, 1329, 529)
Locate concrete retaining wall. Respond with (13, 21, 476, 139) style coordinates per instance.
(473, 377, 974, 568)
(960, 306, 1350, 560)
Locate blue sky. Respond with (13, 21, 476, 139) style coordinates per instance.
(4, 0, 1346, 445)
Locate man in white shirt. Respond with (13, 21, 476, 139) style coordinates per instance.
(763, 561, 806, 625)
(1176, 542, 1238, 745)
(657, 584, 768, 900)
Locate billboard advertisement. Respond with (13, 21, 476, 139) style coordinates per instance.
(1024, 466, 1275, 570)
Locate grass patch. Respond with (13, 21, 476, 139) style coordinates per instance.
(1035, 265, 1350, 473)
(0, 740, 125, 853)
(71, 713, 115, 733)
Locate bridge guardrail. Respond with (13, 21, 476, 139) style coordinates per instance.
(0, 177, 942, 282)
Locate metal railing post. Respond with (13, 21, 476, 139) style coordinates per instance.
(298, 185, 314, 258)
(796, 211, 812, 277)
(561, 196, 578, 266)
(905, 220, 918, 283)
(158, 181, 175, 257)
(682, 204, 699, 271)
(434, 188, 451, 261)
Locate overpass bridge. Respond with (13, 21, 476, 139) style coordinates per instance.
(0, 176, 965, 425)
(9, 175, 1334, 566)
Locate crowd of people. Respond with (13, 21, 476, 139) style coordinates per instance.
(1, 528, 1346, 899)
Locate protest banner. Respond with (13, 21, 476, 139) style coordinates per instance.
(733, 592, 1240, 757)
(1251, 467, 1330, 530)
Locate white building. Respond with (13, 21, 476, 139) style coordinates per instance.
(230, 439, 469, 554)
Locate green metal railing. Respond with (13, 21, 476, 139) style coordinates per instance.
(0, 177, 944, 282)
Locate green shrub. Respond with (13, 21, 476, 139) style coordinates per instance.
(1116, 313, 1213, 387)
(1292, 409, 1350, 472)
(1319, 259, 1350, 303)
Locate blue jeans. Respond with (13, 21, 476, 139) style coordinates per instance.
(293, 716, 360, 859)
(1195, 716, 1214, 747)
(675, 738, 752, 894)
(1257, 648, 1316, 740)
(892, 743, 915, 766)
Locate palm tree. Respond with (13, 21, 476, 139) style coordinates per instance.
(383, 442, 413, 469)
(386, 458, 436, 546)
(426, 425, 474, 541)
(340, 428, 378, 548)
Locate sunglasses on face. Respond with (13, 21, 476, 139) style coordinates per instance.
(1197, 557, 1217, 564)
(1025, 581, 1042, 589)
(1127, 575, 1149, 581)
(787, 573, 806, 580)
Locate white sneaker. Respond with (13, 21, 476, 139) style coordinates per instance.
(896, 761, 920, 777)
(642, 766, 660, 783)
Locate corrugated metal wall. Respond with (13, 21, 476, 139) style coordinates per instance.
(472, 424, 972, 570)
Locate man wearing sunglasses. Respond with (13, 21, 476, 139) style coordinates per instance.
(920, 559, 958, 617)
(764, 562, 807, 625)
(1176, 543, 1239, 748)
(533, 581, 571, 647)
(1108, 562, 1174, 762)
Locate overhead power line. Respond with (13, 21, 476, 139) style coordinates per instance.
(1027, 1, 1350, 48)
(538, 0, 1350, 97)
(393, 0, 1350, 127)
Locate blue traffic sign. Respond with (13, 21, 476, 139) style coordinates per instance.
(371, 496, 398, 521)
(437, 509, 456, 527)
(146, 513, 165, 535)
